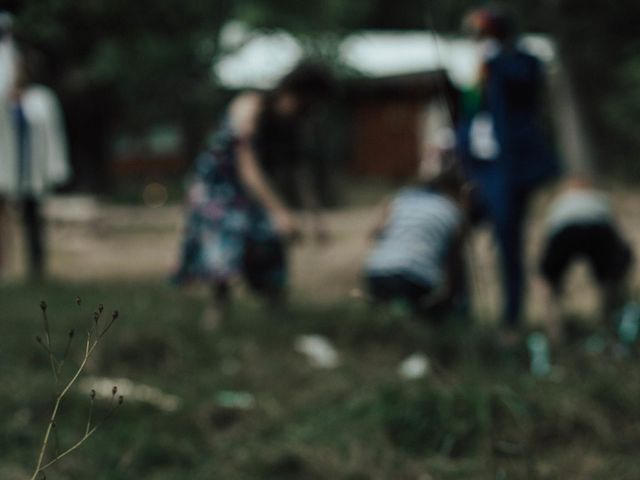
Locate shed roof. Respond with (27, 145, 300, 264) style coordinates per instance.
(214, 23, 556, 89)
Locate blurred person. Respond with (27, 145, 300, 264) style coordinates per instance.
(0, 11, 16, 96)
(172, 61, 334, 329)
(538, 176, 633, 343)
(364, 146, 469, 318)
(0, 42, 71, 279)
(456, 7, 559, 339)
(0, 10, 17, 276)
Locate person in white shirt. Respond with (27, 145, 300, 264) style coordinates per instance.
(539, 176, 633, 342)
(0, 11, 17, 276)
(0, 39, 71, 278)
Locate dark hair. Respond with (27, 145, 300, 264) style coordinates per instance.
(276, 61, 335, 101)
(465, 7, 516, 43)
(420, 155, 467, 201)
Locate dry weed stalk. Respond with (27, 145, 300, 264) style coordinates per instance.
(31, 299, 123, 480)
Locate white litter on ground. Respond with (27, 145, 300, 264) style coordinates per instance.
(78, 376, 181, 412)
(398, 352, 431, 380)
(294, 334, 340, 369)
(349, 288, 365, 299)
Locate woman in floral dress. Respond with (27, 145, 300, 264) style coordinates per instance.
(173, 63, 333, 327)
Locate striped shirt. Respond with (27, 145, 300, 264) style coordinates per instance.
(365, 187, 462, 288)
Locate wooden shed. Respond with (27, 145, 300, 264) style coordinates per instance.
(344, 70, 458, 179)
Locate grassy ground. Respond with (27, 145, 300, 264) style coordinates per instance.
(2, 183, 640, 478)
(1, 281, 640, 480)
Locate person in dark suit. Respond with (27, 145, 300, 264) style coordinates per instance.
(456, 7, 559, 337)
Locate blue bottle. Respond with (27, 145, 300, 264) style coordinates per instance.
(618, 302, 640, 346)
(527, 332, 551, 377)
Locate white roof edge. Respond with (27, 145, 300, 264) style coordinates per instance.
(213, 26, 557, 89)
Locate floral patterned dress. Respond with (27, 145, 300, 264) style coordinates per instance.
(172, 119, 285, 291)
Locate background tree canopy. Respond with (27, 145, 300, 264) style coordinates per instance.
(5, 0, 640, 187)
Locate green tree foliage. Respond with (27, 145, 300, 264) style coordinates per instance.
(9, 0, 232, 188)
(7, 0, 640, 184)
(14, 0, 229, 127)
(550, 0, 640, 177)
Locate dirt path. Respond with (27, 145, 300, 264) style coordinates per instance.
(4, 187, 640, 324)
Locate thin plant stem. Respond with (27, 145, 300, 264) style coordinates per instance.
(41, 306, 58, 385)
(31, 302, 120, 480)
(52, 421, 60, 457)
(56, 330, 75, 377)
(31, 335, 96, 480)
(39, 398, 123, 472)
(85, 391, 95, 435)
(38, 425, 100, 471)
(99, 311, 119, 339)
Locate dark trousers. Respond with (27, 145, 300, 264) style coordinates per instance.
(472, 171, 532, 327)
(540, 223, 632, 290)
(22, 196, 45, 278)
(493, 187, 530, 327)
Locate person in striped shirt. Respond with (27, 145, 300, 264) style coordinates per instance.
(364, 154, 469, 317)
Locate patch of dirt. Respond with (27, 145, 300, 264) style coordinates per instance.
(5, 186, 640, 326)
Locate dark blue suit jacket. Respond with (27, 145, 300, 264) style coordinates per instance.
(457, 47, 559, 199)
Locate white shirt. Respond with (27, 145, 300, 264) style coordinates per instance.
(545, 189, 612, 235)
(0, 34, 17, 186)
(0, 85, 71, 197)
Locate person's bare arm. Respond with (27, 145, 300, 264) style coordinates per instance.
(231, 93, 298, 238)
(294, 164, 330, 243)
(368, 196, 393, 241)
